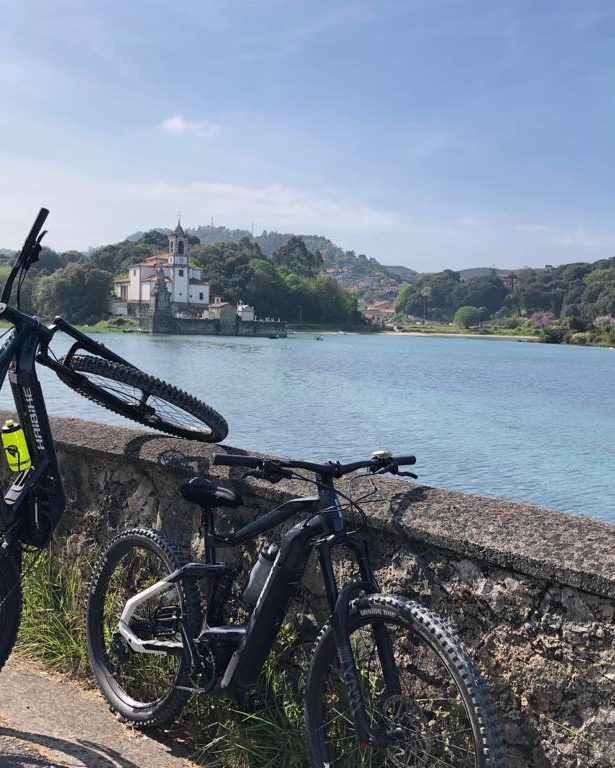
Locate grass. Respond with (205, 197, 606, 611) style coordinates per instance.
(17, 548, 91, 676)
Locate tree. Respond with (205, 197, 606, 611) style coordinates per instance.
(272, 236, 323, 278)
(454, 306, 481, 329)
(395, 271, 460, 321)
(192, 238, 264, 303)
(245, 259, 289, 319)
(34, 263, 113, 323)
(456, 276, 508, 314)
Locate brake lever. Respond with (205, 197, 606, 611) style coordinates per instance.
(376, 463, 418, 480)
(242, 464, 293, 484)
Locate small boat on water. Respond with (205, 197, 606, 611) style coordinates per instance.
(268, 334, 280, 339)
(315, 335, 324, 341)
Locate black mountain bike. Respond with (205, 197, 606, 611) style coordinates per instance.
(86, 451, 505, 767)
(0, 208, 228, 673)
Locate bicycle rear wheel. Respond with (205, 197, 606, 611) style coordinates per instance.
(86, 528, 201, 726)
(0, 544, 22, 673)
(57, 353, 228, 442)
(305, 593, 505, 768)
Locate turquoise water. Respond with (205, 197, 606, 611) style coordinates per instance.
(2, 332, 614, 520)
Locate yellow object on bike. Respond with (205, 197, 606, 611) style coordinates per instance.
(1, 419, 32, 472)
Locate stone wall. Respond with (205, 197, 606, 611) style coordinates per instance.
(141, 313, 287, 337)
(8, 413, 614, 768)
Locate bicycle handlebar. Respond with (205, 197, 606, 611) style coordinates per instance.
(1, 207, 50, 305)
(210, 452, 416, 478)
(22, 208, 49, 258)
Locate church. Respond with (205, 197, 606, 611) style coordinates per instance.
(111, 221, 209, 316)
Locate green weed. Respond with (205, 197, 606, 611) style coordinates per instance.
(17, 549, 90, 677)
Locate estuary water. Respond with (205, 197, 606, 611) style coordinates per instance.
(2, 331, 614, 521)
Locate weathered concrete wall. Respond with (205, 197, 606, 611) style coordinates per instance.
(7, 413, 614, 768)
(141, 313, 287, 337)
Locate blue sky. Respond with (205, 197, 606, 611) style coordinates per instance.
(1, 0, 615, 270)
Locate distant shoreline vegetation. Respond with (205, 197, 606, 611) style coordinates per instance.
(393, 264, 615, 348)
(1, 224, 614, 348)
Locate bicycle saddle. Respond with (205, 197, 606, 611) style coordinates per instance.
(180, 477, 243, 509)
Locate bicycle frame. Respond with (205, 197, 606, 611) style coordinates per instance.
(0, 302, 133, 546)
(117, 475, 393, 744)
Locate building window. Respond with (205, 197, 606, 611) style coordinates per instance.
(133, 270, 137, 276)
(199, 292, 203, 300)
(179, 269, 184, 276)
(178, 240, 184, 255)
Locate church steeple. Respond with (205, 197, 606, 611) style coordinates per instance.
(168, 217, 188, 265)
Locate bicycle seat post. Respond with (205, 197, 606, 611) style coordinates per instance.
(201, 507, 217, 565)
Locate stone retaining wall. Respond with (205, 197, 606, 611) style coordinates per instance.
(143, 313, 287, 337)
(7, 413, 614, 768)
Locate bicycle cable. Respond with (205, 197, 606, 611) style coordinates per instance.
(284, 469, 370, 534)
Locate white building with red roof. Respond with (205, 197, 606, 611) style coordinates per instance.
(112, 221, 209, 314)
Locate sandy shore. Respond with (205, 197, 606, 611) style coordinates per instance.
(383, 330, 537, 341)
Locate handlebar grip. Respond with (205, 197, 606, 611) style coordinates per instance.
(394, 455, 416, 466)
(24, 208, 49, 248)
(210, 453, 261, 468)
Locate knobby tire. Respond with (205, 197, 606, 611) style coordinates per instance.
(0, 544, 22, 673)
(86, 528, 201, 727)
(304, 593, 506, 768)
(57, 354, 228, 442)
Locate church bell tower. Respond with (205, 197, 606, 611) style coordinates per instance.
(168, 219, 188, 266)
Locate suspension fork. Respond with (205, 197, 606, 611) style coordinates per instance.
(327, 536, 401, 746)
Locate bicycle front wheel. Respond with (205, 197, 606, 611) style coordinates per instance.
(0, 543, 22, 673)
(305, 593, 505, 768)
(57, 354, 228, 442)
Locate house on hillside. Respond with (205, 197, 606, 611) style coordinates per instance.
(110, 220, 209, 316)
(362, 300, 396, 327)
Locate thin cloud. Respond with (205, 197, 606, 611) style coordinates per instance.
(551, 229, 615, 250)
(159, 115, 220, 139)
(124, 179, 405, 237)
(516, 223, 551, 232)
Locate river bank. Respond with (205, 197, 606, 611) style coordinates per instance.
(384, 329, 537, 341)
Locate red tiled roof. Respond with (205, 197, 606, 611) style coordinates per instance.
(131, 253, 170, 268)
(142, 274, 172, 282)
